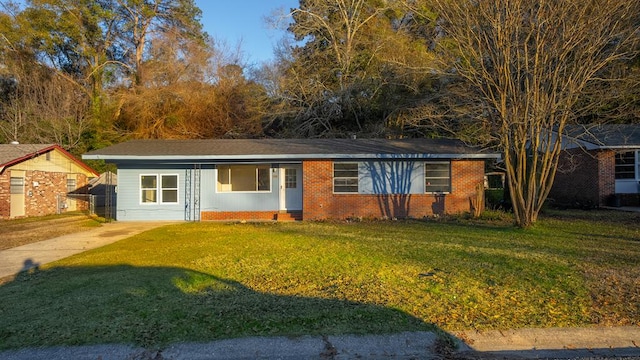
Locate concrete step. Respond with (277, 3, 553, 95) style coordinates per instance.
(276, 211, 302, 221)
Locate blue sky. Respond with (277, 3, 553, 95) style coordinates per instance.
(194, 0, 300, 65)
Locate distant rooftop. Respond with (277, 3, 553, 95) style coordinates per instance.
(0, 143, 97, 175)
(564, 124, 640, 148)
(0, 144, 56, 167)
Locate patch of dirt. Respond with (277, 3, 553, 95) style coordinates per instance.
(0, 214, 102, 251)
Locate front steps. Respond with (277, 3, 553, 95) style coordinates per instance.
(275, 211, 303, 221)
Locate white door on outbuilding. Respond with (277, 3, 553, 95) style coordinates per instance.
(10, 171, 25, 218)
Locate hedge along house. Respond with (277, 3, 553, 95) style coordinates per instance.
(0, 143, 99, 219)
(550, 124, 640, 207)
(82, 138, 500, 221)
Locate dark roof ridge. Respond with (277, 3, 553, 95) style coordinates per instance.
(83, 138, 499, 161)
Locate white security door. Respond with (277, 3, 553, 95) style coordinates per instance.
(280, 165, 302, 211)
(10, 173, 25, 218)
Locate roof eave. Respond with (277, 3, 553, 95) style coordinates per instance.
(83, 153, 501, 161)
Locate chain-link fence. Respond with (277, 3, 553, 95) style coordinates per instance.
(62, 193, 117, 221)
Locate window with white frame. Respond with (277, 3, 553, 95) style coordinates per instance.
(615, 151, 637, 179)
(10, 177, 24, 194)
(161, 175, 178, 202)
(217, 165, 271, 192)
(425, 162, 451, 193)
(333, 162, 359, 193)
(67, 178, 77, 193)
(140, 174, 178, 204)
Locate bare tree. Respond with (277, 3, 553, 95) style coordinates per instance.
(0, 60, 93, 150)
(114, 35, 266, 140)
(290, 0, 390, 89)
(113, 0, 205, 86)
(411, 0, 639, 227)
(272, 0, 437, 137)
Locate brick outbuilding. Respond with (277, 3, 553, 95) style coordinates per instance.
(0, 144, 99, 219)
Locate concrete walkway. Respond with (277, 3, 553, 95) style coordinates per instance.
(456, 326, 640, 359)
(0, 221, 175, 279)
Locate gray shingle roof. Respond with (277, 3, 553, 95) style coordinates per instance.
(83, 138, 499, 161)
(0, 144, 56, 166)
(564, 124, 640, 148)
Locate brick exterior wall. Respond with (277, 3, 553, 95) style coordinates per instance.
(201, 211, 302, 221)
(0, 174, 9, 218)
(302, 159, 485, 220)
(0, 170, 90, 219)
(202, 211, 277, 221)
(550, 149, 615, 207)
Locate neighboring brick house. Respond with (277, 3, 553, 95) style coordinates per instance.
(83, 138, 499, 221)
(550, 125, 640, 207)
(0, 143, 99, 219)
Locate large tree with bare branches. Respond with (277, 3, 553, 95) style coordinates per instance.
(275, 0, 435, 137)
(412, 0, 639, 227)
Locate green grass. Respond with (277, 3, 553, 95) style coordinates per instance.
(0, 210, 638, 349)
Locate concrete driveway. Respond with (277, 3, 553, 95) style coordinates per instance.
(0, 221, 176, 279)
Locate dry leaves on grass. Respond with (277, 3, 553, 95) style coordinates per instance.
(583, 266, 640, 326)
(0, 214, 101, 250)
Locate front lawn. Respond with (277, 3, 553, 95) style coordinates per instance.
(0, 210, 638, 349)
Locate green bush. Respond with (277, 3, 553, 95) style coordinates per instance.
(485, 189, 505, 209)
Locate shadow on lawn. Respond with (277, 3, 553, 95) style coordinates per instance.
(0, 265, 436, 350)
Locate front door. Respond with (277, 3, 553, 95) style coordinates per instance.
(280, 165, 302, 211)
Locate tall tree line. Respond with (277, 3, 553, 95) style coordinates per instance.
(0, 0, 266, 152)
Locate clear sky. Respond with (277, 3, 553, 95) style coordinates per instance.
(194, 0, 300, 65)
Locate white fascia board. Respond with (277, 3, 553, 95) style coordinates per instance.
(83, 153, 501, 161)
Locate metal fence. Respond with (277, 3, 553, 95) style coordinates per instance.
(64, 193, 117, 221)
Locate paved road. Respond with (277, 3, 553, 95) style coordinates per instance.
(0, 221, 174, 279)
(0, 327, 639, 359)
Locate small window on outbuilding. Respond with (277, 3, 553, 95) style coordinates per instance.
(67, 178, 77, 193)
(10, 177, 24, 194)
